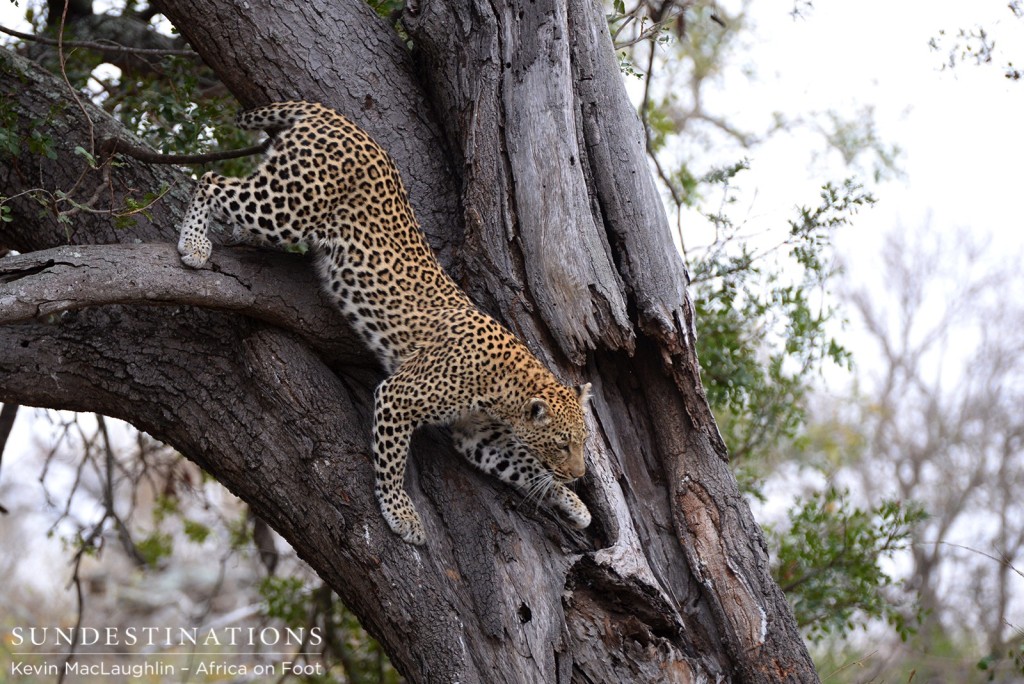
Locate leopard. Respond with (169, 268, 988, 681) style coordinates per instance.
(176, 100, 592, 545)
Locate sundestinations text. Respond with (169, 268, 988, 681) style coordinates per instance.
(9, 626, 323, 648)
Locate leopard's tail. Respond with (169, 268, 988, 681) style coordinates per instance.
(235, 101, 329, 131)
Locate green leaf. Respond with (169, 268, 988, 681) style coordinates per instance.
(183, 519, 211, 544)
(770, 487, 926, 642)
(259, 576, 309, 627)
(74, 145, 98, 168)
(136, 531, 174, 567)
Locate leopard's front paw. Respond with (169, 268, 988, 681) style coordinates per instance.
(177, 232, 212, 269)
(379, 491, 427, 545)
(552, 485, 591, 530)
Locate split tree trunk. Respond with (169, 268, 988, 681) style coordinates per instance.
(0, 0, 818, 679)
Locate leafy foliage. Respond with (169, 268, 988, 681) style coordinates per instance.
(771, 488, 925, 642)
(108, 54, 257, 177)
(609, 3, 918, 651)
(691, 176, 871, 470)
(261, 575, 311, 627)
(260, 578, 402, 684)
(977, 634, 1024, 680)
(135, 530, 174, 566)
(818, 107, 903, 183)
(929, 2, 1024, 82)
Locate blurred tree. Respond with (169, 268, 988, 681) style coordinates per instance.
(611, 1, 896, 473)
(804, 228, 1024, 681)
(930, 1, 1024, 81)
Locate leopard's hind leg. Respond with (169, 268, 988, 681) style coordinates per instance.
(177, 169, 309, 268)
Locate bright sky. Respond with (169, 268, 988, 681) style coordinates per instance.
(687, 0, 1024, 263)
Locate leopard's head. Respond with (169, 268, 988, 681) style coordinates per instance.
(515, 382, 592, 482)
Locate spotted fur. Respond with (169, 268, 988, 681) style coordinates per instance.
(177, 101, 592, 544)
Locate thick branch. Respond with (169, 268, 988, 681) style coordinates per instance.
(0, 402, 16, 514)
(0, 243, 360, 361)
(404, 0, 635, 364)
(564, 0, 724, 455)
(0, 308, 482, 678)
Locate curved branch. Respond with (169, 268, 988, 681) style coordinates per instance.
(0, 307, 484, 679)
(0, 243, 362, 361)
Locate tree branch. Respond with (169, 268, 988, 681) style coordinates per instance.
(0, 243, 362, 361)
(0, 23, 200, 58)
(0, 306, 662, 682)
(97, 136, 272, 166)
(0, 402, 17, 514)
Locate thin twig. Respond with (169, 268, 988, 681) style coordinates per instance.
(921, 540, 1024, 580)
(57, 553, 87, 684)
(57, 2, 96, 158)
(615, 16, 672, 49)
(822, 650, 878, 680)
(60, 512, 110, 684)
(638, 40, 686, 214)
(0, 23, 198, 58)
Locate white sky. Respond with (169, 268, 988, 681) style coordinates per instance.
(683, 0, 1024, 262)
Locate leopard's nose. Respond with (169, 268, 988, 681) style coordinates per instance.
(567, 460, 586, 480)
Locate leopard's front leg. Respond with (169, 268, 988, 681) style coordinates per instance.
(452, 414, 591, 530)
(547, 481, 591, 530)
(372, 376, 427, 545)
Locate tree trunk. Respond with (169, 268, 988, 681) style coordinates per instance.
(0, 0, 818, 679)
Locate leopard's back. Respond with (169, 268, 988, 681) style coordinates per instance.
(231, 102, 472, 370)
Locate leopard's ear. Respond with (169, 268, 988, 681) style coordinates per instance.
(575, 383, 592, 407)
(524, 397, 551, 425)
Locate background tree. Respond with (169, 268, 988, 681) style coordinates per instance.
(827, 228, 1024, 681)
(0, 0, 819, 681)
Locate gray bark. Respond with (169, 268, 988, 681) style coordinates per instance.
(0, 0, 818, 679)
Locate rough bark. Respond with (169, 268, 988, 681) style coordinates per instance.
(0, 0, 819, 681)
